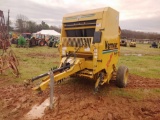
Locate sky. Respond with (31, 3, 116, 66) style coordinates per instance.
(0, 0, 160, 33)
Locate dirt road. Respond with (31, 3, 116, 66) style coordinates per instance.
(0, 74, 160, 120)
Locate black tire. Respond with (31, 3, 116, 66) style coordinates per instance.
(49, 42, 53, 47)
(116, 66, 129, 88)
(39, 40, 45, 46)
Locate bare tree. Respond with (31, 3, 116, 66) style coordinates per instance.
(15, 14, 28, 33)
(50, 25, 61, 33)
(41, 21, 49, 30)
(121, 29, 160, 39)
(5, 20, 13, 31)
(26, 21, 37, 33)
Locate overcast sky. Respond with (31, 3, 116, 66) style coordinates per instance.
(0, 0, 160, 33)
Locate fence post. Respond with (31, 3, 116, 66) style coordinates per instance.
(49, 70, 54, 109)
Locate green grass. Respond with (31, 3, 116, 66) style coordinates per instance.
(1, 43, 160, 84)
(108, 88, 160, 100)
(118, 44, 160, 79)
(1, 45, 60, 84)
(110, 89, 143, 100)
(120, 43, 160, 55)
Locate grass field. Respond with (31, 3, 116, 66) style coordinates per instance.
(118, 43, 160, 78)
(2, 43, 159, 84)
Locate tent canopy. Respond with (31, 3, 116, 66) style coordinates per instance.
(36, 30, 61, 36)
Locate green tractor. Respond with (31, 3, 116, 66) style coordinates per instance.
(48, 36, 59, 48)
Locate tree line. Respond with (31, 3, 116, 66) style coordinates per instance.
(121, 29, 160, 39)
(10, 14, 61, 33)
(10, 14, 160, 39)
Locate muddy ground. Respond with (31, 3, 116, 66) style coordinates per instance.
(0, 74, 160, 120)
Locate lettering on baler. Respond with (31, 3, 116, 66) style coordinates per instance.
(105, 41, 118, 50)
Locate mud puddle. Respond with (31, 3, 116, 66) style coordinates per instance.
(25, 97, 56, 120)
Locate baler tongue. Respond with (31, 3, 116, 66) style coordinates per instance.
(32, 58, 85, 91)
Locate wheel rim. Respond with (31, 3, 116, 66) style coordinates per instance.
(124, 69, 129, 85)
(39, 41, 44, 46)
(40, 41, 43, 46)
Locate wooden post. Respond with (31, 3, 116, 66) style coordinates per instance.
(49, 70, 54, 109)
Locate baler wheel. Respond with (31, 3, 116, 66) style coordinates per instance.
(116, 66, 129, 88)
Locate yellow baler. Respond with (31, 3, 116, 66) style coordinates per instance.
(31, 7, 129, 92)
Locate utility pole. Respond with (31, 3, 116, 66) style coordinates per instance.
(7, 9, 10, 36)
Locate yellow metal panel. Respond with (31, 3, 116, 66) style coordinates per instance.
(63, 7, 107, 23)
(84, 60, 93, 69)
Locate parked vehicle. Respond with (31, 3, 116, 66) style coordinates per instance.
(28, 34, 47, 47)
(150, 42, 158, 48)
(48, 36, 59, 48)
(27, 7, 129, 93)
(129, 39, 136, 47)
(120, 37, 127, 47)
(22, 33, 31, 40)
(10, 32, 19, 44)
